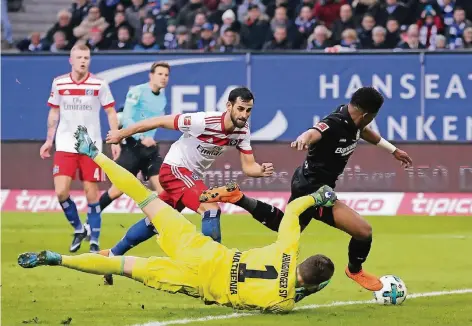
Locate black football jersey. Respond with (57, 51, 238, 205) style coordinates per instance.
(302, 105, 361, 187)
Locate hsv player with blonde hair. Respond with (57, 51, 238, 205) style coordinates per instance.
(40, 44, 120, 253)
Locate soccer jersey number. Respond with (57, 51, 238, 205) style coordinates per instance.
(238, 264, 278, 282)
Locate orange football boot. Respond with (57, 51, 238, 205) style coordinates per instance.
(345, 266, 383, 291)
(199, 181, 243, 204)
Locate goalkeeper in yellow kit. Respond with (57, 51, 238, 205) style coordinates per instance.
(18, 126, 336, 313)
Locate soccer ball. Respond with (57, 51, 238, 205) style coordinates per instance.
(373, 275, 407, 305)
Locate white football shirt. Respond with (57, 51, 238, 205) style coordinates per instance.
(47, 73, 115, 153)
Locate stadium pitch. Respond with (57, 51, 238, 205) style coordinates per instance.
(2, 212, 472, 325)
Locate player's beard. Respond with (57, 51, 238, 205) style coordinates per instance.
(230, 113, 246, 128)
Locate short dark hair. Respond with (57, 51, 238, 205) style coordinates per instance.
(350, 86, 384, 114)
(150, 61, 170, 73)
(228, 87, 254, 104)
(298, 254, 334, 286)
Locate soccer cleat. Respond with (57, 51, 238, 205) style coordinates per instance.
(70, 229, 88, 253)
(74, 125, 99, 158)
(199, 181, 243, 204)
(98, 249, 114, 285)
(90, 243, 100, 253)
(345, 267, 383, 291)
(311, 185, 337, 207)
(18, 250, 62, 268)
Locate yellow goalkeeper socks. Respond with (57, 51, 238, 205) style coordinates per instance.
(61, 254, 125, 276)
(93, 153, 155, 207)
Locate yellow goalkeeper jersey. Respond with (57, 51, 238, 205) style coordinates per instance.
(197, 197, 311, 313)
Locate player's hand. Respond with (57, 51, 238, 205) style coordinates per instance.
(291, 135, 310, 151)
(106, 130, 123, 144)
(111, 144, 121, 160)
(141, 137, 156, 147)
(393, 149, 413, 168)
(261, 163, 274, 177)
(40, 141, 53, 159)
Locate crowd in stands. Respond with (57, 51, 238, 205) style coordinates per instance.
(14, 0, 472, 52)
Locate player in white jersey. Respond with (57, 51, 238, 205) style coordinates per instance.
(102, 88, 273, 279)
(39, 44, 120, 253)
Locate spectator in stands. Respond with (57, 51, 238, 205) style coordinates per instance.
(140, 13, 157, 41)
(73, 6, 109, 42)
(331, 4, 355, 42)
(216, 28, 242, 52)
(240, 4, 270, 50)
(295, 6, 318, 42)
(1, 0, 14, 48)
(351, 0, 379, 26)
(396, 24, 427, 49)
(193, 22, 217, 51)
(153, 5, 174, 45)
(208, 0, 237, 28)
(446, 7, 472, 49)
(375, 0, 409, 28)
(45, 10, 75, 45)
(99, 0, 121, 24)
(50, 31, 71, 52)
(270, 6, 299, 47)
(110, 26, 135, 49)
(313, 0, 347, 29)
(434, 34, 448, 49)
(357, 13, 376, 48)
(339, 28, 360, 49)
(385, 17, 401, 48)
(438, 0, 455, 27)
(190, 12, 209, 44)
(71, 0, 93, 27)
(134, 31, 160, 50)
(306, 24, 331, 49)
(263, 24, 292, 49)
(178, 0, 209, 27)
(86, 28, 110, 51)
(163, 21, 177, 48)
(126, 0, 147, 33)
(104, 11, 134, 44)
(266, 0, 295, 21)
(219, 9, 238, 37)
(462, 26, 472, 48)
(296, 0, 315, 17)
(166, 25, 191, 49)
(417, 6, 443, 49)
(16, 32, 46, 52)
(370, 25, 388, 49)
(238, 0, 266, 23)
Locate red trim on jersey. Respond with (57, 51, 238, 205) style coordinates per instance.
(59, 89, 99, 96)
(174, 114, 181, 130)
(237, 146, 253, 154)
(231, 130, 247, 134)
(221, 112, 229, 135)
(56, 82, 102, 86)
(205, 117, 221, 122)
(205, 127, 247, 135)
(69, 72, 91, 85)
(47, 102, 59, 109)
(103, 101, 115, 109)
(204, 127, 224, 134)
(197, 134, 230, 146)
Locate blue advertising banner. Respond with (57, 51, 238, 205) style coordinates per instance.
(1, 53, 471, 141)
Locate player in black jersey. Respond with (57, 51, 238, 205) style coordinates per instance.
(200, 87, 413, 292)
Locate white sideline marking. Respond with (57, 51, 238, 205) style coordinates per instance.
(132, 288, 472, 326)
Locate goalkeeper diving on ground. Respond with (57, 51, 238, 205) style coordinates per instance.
(18, 125, 337, 313)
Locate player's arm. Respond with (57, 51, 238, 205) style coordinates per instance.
(238, 130, 273, 177)
(361, 127, 413, 168)
(107, 115, 177, 143)
(40, 81, 61, 159)
(239, 152, 274, 177)
(291, 121, 332, 151)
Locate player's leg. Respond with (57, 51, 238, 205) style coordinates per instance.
(74, 126, 214, 259)
(79, 155, 105, 252)
(200, 182, 285, 232)
(53, 152, 88, 252)
(322, 201, 381, 291)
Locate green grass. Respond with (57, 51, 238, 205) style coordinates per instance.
(2, 212, 472, 326)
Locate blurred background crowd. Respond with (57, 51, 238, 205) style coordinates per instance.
(3, 0, 472, 52)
